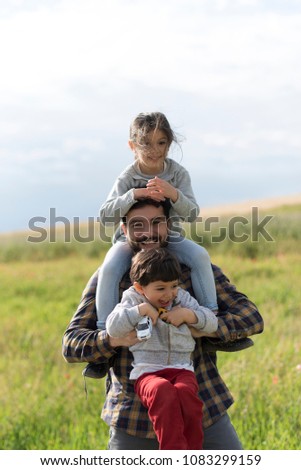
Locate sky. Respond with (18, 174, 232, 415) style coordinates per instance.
(1, 0, 300, 232)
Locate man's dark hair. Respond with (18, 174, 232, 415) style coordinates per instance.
(122, 198, 171, 224)
(130, 247, 181, 286)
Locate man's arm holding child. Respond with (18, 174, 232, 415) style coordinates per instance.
(196, 265, 264, 341)
(62, 271, 138, 364)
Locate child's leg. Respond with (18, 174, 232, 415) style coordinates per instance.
(173, 370, 204, 450)
(168, 236, 218, 311)
(135, 371, 188, 450)
(95, 241, 133, 329)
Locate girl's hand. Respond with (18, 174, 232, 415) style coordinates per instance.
(138, 303, 159, 325)
(134, 187, 166, 202)
(146, 177, 178, 203)
(160, 307, 197, 327)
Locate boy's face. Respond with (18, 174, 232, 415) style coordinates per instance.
(134, 279, 179, 310)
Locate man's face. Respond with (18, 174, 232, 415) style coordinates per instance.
(122, 204, 168, 251)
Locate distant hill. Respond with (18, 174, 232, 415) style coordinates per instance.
(200, 193, 301, 217)
(1, 193, 300, 242)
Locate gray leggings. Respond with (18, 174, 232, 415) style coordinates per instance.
(108, 413, 243, 450)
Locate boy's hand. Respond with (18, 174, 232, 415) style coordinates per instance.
(138, 302, 159, 325)
(160, 307, 197, 327)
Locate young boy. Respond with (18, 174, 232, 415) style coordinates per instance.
(106, 248, 218, 450)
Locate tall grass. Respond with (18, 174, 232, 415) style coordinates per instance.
(190, 204, 301, 257)
(210, 253, 301, 450)
(1, 204, 300, 263)
(1, 204, 300, 449)
(0, 257, 109, 450)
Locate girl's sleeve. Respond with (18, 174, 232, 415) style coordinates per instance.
(170, 166, 200, 222)
(99, 172, 137, 225)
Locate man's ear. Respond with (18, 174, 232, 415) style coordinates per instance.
(133, 281, 144, 294)
(121, 223, 127, 236)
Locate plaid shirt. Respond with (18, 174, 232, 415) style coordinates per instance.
(62, 264, 264, 438)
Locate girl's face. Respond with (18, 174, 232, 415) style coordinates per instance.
(129, 129, 170, 175)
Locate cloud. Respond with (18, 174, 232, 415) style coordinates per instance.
(0, 0, 300, 231)
(195, 128, 301, 155)
(1, 0, 300, 100)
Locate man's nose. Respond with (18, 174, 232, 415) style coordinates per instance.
(135, 223, 153, 237)
(140, 223, 151, 234)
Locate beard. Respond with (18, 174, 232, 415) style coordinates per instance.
(129, 235, 168, 253)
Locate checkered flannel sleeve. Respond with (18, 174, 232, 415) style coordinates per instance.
(62, 269, 115, 364)
(212, 264, 264, 341)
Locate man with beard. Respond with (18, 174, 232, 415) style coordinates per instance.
(62, 198, 264, 450)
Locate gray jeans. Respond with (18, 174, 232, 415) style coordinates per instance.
(108, 413, 243, 450)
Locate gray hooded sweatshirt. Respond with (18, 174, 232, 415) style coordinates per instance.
(106, 286, 218, 380)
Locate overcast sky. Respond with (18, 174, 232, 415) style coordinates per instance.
(1, 0, 300, 232)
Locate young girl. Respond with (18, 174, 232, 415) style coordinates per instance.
(96, 112, 218, 331)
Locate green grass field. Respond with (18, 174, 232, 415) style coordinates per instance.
(1, 204, 300, 449)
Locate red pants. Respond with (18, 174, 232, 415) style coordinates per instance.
(134, 368, 203, 450)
